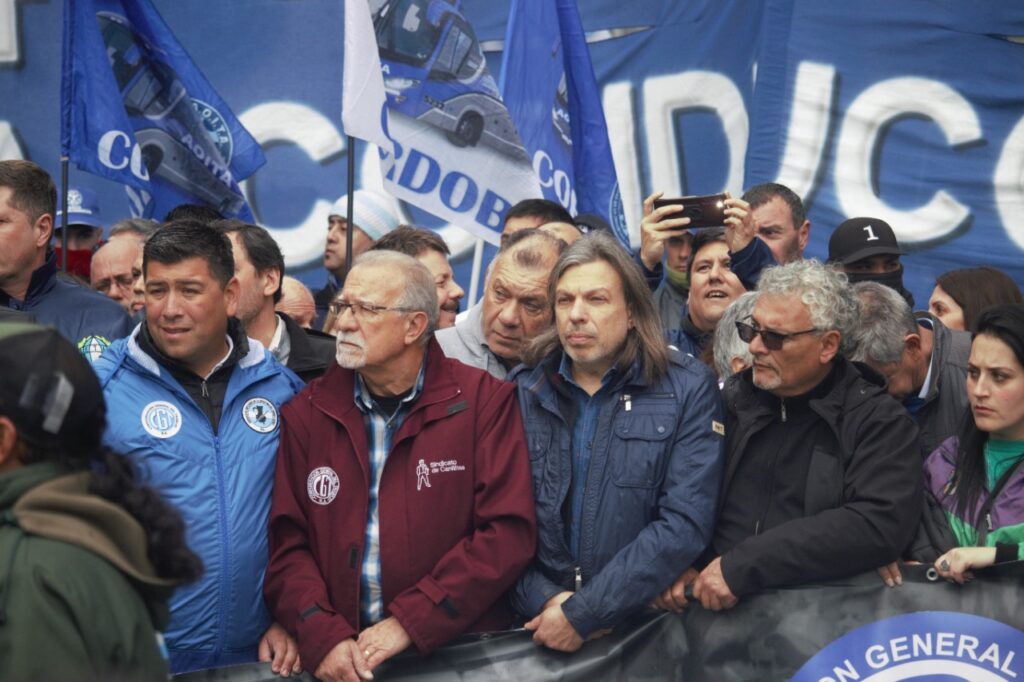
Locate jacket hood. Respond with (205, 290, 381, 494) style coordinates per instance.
(0, 463, 175, 629)
(5, 464, 175, 589)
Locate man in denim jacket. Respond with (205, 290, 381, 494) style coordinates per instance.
(511, 233, 724, 652)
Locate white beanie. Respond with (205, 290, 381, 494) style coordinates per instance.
(329, 189, 401, 241)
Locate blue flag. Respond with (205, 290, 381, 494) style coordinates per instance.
(61, 0, 264, 220)
(500, 0, 627, 245)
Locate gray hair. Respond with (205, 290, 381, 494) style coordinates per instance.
(756, 259, 860, 351)
(848, 281, 917, 364)
(109, 217, 159, 240)
(713, 291, 759, 378)
(351, 250, 439, 343)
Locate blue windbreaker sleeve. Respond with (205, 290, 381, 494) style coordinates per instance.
(634, 251, 663, 293)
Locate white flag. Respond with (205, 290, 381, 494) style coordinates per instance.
(340, 0, 542, 245)
(342, 0, 391, 150)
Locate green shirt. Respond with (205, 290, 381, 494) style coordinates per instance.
(985, 439, 1024, 490)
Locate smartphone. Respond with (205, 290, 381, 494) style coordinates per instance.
(653, 193, 728, 229)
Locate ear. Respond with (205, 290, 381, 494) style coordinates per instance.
(819, 329, 842, 364)
(729, 356, 749, 375)
(261, 267, 282, 299)
(798, 220, 810, 251)
(223, 276, 241, 317)
(904, 333, 922, 356)
(0, 416, 21, 471)
(404, 311, 429, 347)
(34, 213, 53, 248)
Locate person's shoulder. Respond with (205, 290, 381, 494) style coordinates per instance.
(434, 322, 469, 357)
(17, 532, 137, 598)
(51, 275, 129, 317)
(841, 360, 892, 406)
(92, 335, 134, 385)
(666, 347, 715, 378)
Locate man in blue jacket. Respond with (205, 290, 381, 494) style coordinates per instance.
(0, 160, 130, 360)
(93, 221, 305, 675)
(511, 232, 724, 652)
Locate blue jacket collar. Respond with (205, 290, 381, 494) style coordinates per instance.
(1, 252, 56, 305)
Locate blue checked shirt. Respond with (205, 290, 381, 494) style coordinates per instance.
(557, 352, 619, 560)
(353, 364, 426, 625)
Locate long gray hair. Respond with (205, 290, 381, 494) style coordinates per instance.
(524, 232, 669, 383)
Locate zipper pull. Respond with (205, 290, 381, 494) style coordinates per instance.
(622, 394, 632, 412)
(780, 399, 787, 423)
(755, 520, 761, 535)
(987, 513, 993, 532)
(574, 566, 582, 591)
(202, 380, 209, 399)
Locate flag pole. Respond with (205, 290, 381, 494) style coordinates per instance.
(60, 155, 69, 272)
(468, 237, 485, 306)
(344, 134, 356, 284)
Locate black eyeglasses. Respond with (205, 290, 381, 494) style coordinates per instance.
(735, 320, 819, 351)
(329, 300, 415, 320)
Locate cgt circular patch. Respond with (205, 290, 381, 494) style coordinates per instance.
(307, 467, 340, 505)
(141, 401, 182, 439)
(242, 397, 278, 433)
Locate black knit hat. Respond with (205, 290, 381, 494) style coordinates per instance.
(0, 322, 105, 453)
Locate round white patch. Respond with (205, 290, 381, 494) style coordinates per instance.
(242, 397, 278, 433)
(307, 467, 340, 506)
(141, 401, 182, 439)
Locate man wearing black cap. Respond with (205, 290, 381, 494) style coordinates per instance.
(828, 216, 914, 307)
(0, 160, 131, 361)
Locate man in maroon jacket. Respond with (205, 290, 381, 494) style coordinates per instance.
(264, 250, 536, 682)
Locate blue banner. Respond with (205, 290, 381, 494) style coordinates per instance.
(1, 0, 1019, 299)
(743, 0, 1024, 297)
(60, 0, 265, 221)
(500, 0, 627, 245)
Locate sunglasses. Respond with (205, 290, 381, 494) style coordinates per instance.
(735, 320, 819, 351)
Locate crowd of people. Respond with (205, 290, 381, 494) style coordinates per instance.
(1, 157, 1024, 681)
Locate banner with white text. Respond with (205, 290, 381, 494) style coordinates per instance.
(175, 564, 1024, 681)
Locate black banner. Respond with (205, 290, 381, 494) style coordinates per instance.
(176, 563, 1024, 681)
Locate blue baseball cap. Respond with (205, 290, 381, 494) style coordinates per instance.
(55, 187, 104, 230)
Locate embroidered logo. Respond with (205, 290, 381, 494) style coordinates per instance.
(77, 335, 111, 363)
(242, 397, 278, 433)
(67, 188, 85, 212)
(307, 467, 340, 505)
(141, 401, 182, 439)
(416, 459, 466, 490)
(416, 459, 432, 491)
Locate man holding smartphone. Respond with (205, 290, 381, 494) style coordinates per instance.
(637, 192, 776, 354)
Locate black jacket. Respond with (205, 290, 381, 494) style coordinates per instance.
(312, 280, 338, 331)
(716, 356, 922, 597)
(280, 313, 336, 383)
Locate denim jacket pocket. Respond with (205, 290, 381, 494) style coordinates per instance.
(609, 414, 673, 488)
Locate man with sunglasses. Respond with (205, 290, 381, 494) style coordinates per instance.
(265, 250, 536, 682)
(654, 260, 922, 612)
